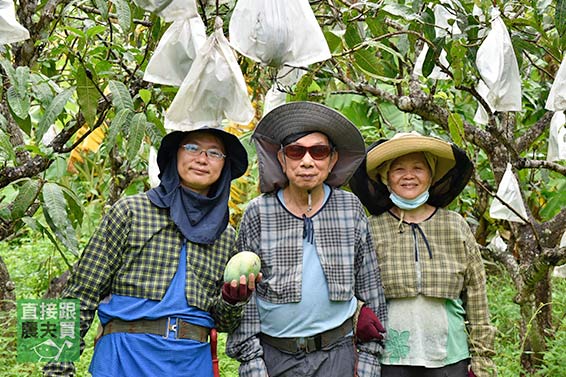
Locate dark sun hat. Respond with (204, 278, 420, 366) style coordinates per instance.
(157, 127, 248, 180)
(349, 132, 474, 216)
(252, 101, 366, 193)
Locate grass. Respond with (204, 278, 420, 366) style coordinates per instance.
(2, 235, 566, 376)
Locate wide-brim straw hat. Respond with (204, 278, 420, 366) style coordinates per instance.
(157, 127, 248, 180)
(252, 101, 366, 193)
(350, 132, 474, 215)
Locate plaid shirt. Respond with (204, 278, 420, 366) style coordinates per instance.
(43, 193, 243, 376)
(370, 209, 497, 376)
(226, 188, 387, 377)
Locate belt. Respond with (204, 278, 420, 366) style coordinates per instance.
(102, 318, 210, 342)
(260, 318, 353, 354)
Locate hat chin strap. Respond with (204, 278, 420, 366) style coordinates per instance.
(307, 190, 312, 212)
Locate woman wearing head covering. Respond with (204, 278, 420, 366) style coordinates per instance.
(350, 132, 497, 377)
(226, 101, 388, 377)
(44, 128, 257, 377)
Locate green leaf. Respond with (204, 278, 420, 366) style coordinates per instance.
(353, 49, 382, 77)
(8, 104, 31, 135)
(59, 185, 85, 228)
(448, 112, 464, 147)
(366, 14, 387, 38)
(290, 74, 314, 101)
(7, 86, 30, 119)
(138, 89, 151, 105)
(0, 58, 16, 83)
(0, 128, 16, 162)
(449, 41, 466, 86)
(344, 23, 363, 49)
(76, 66, 101, 127)
(11, 179, 41, 220)
(381, 3, 421, 21)
(113, 0, 132, 33)
(422, 45, 436, 78)
(30, 73, 55, 106)
(86, 25, 107, 38)
(37, 87, 75, 141)
(126, 113, 147, 161)
(422, 7, 436, 42)
(41, 182, 79, 256)
(324, 30, 342, 54)
(107, 108, 132, 151)
(422, 38, 445, 78)
(108, 80, 134, 112)
(94, 0, 109, 18)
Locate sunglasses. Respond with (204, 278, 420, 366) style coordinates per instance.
(282, 144, 333, 160)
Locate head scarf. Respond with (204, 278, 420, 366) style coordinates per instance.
(147, 128, 247, 245)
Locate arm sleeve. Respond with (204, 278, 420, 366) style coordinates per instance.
(463, 225, 497, 377)
(354, 210, 388, 375)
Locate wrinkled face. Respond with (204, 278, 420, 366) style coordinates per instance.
(176, 132, 225, 195)
(277, 132, 338, 192)
(387, 152, 432, 200)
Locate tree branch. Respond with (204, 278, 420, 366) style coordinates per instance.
(516, 112, 554, 153)
(515, 157, 566, 176)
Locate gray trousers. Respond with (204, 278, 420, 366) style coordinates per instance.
(261, 336, 356, 377)
(381, 359, 469, 377)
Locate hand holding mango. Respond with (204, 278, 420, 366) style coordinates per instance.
(221, 251, 262, 304)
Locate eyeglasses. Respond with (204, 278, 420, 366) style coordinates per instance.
(181, 143, 226, 161)
(282, 144, 333, 160)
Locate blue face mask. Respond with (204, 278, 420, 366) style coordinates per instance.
(389, 190, 430, 210)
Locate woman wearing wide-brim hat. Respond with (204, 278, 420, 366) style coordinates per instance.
(350, 132, 497, 377)
(226, 101, 388, 377)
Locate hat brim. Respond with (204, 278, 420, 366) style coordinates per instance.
(350, 137, 474, 215)
(252, 101, 365, 192)
(367, 134, 456, 184)
(157, 128, 248, 180)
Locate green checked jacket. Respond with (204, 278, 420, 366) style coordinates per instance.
(43, 193, 244, 376)
(370, 209, 497, 377)
(226, 188, 388, 377)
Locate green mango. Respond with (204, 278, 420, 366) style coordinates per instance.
(223, 251, 261, 283)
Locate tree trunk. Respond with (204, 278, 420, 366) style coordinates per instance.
(0, 255, 16, 311)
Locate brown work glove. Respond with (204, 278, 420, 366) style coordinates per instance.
(221, 273, 259, 305)
(355, 306, 386, 343)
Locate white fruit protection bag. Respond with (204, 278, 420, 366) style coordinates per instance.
(148, 146, 161, 188)
(228, 0, 331, 67)
(0, 0, 29, 44)
(474, 7, 522, 124)
(545, 55, 566, 112)
(489, 163, 529, 224)
(143, 16, 206, 86)
(165, 17, 255, 131)
(545, 55, 566, 161)
(547, 112, 566, 162)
